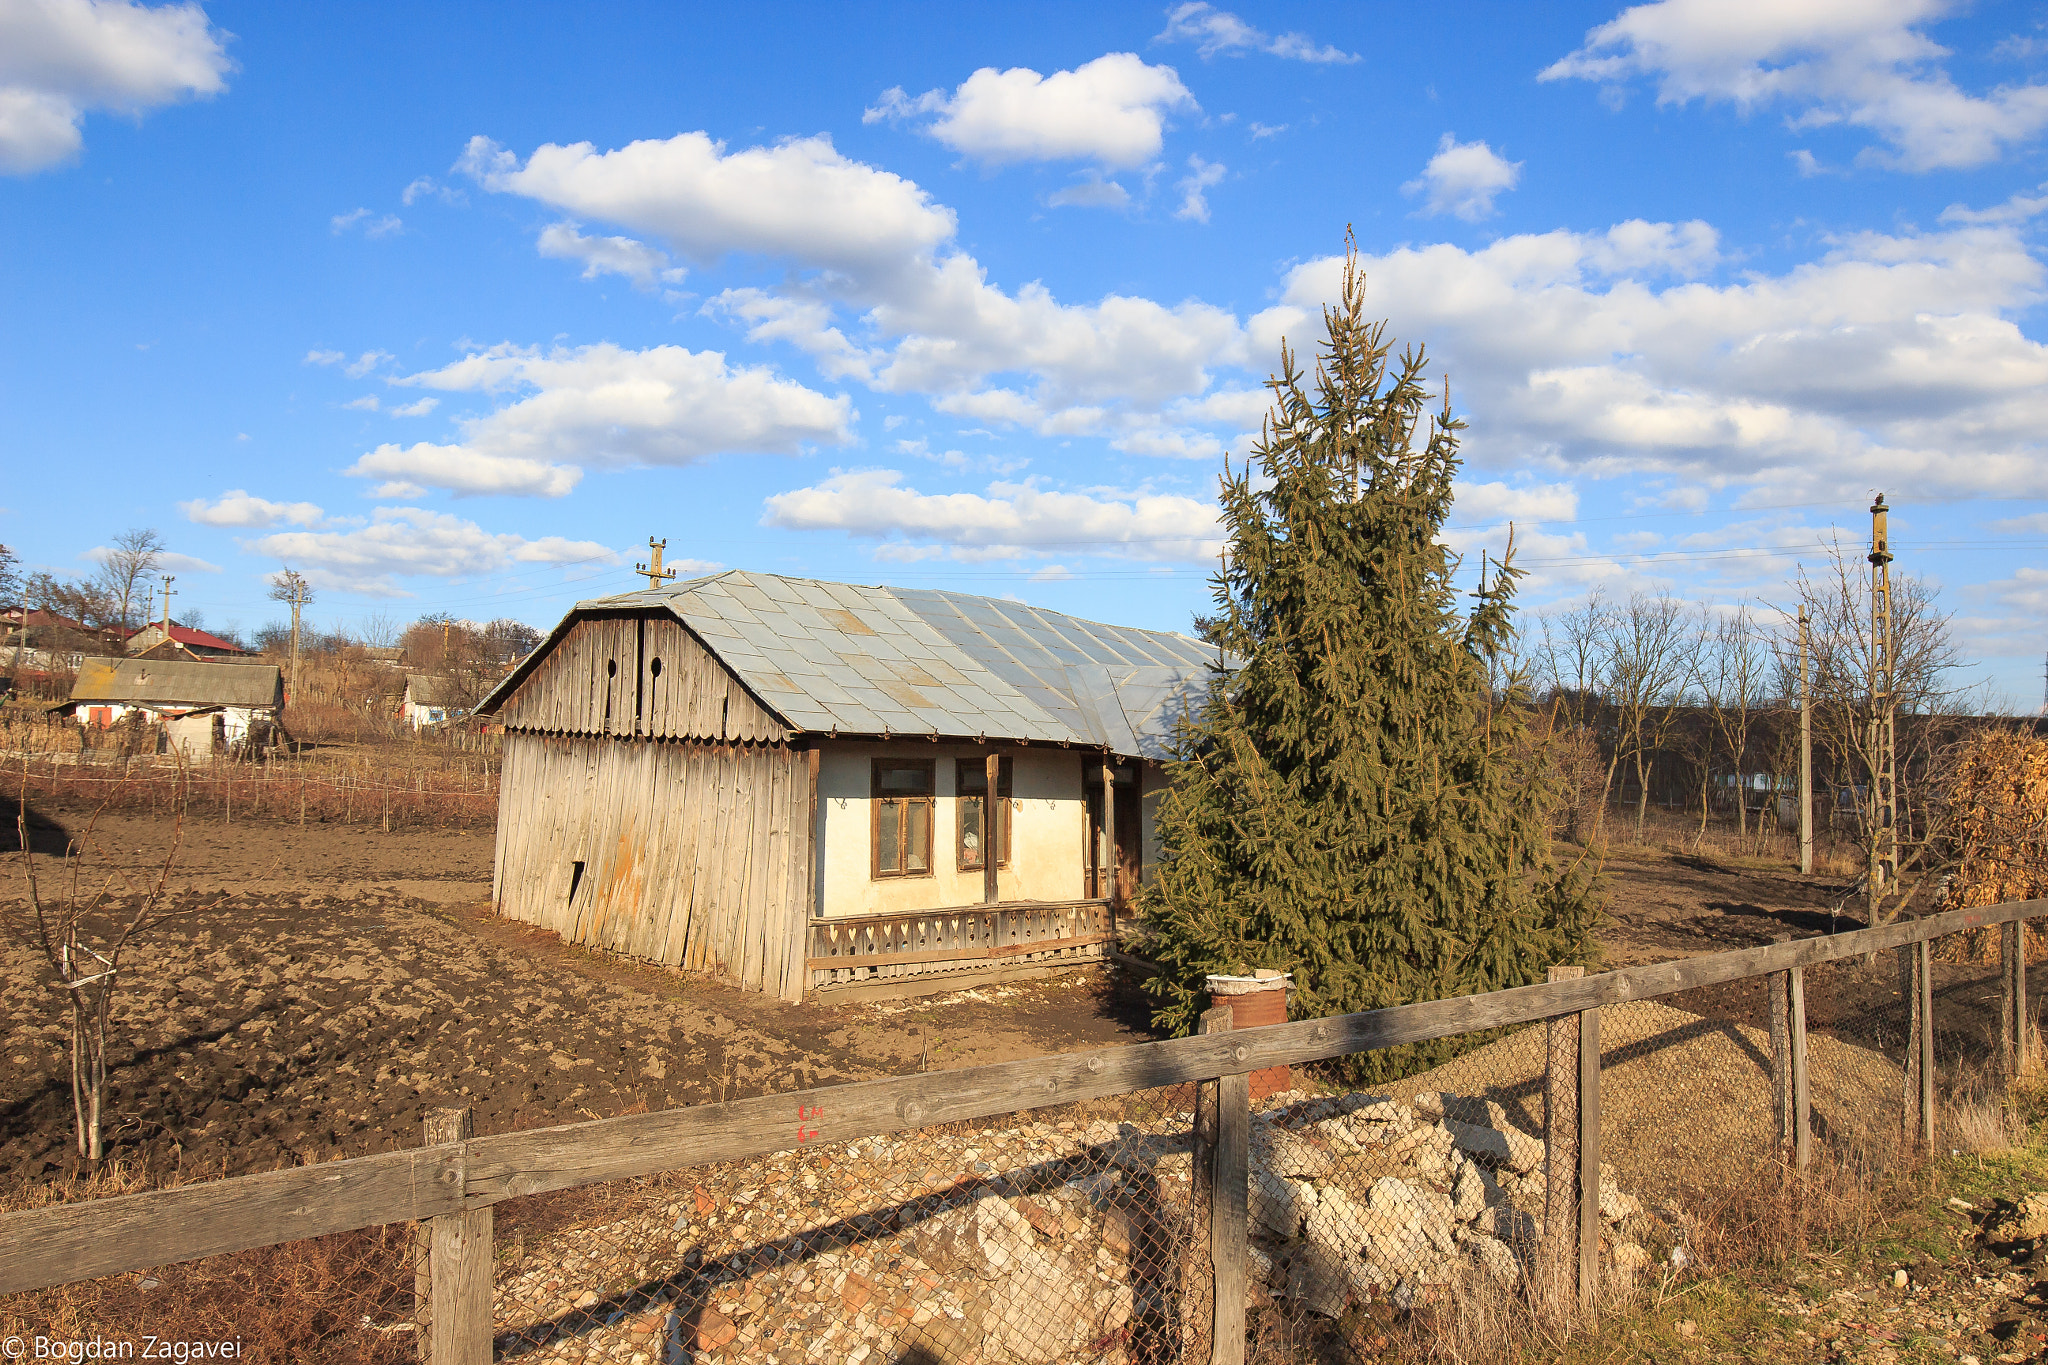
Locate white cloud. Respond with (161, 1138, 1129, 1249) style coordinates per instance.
(342, 341, 853, 498)
(400, 174, 462, 206)
(304, 348, 344, 366)
(0, 0, 230, 174)
(343, 394, 379, 411)
(1048, 177, 1131, 211)
(1248, 121, 1287, 139)
(1941, 183, 2048, 226)
(180, 489, 324, 529)
(344, 349, 393, 378)
(332, 207, 402, 237)
(1174, 154, 1226, 222)
(1449, 480, 1579, 526)
(244, 507, 616, 595)
(459, 131, 955, 280)
(84, 543, 219, 573)
(1542, 0, 2048, 171)
(535, 221, 682, 291)
(349, 442, 581, 499)
(1404, 134, 1521, 221)
(388, 396, 438, 417)
(1157, 3, 1358, 64)
(466, 131, 1249, 434)
(864, 53, 1194, 169)
(762, 468, 1222, 562)
(1261, 217, 2048, 502)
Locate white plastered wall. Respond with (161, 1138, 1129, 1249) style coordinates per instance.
(816, 742, 1092, 917)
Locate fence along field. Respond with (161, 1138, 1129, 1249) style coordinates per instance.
(3, 896, 2043, 1364)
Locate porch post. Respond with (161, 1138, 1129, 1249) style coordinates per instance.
(1101, 753, 1117, 907)
(983, 752, 1000, 906)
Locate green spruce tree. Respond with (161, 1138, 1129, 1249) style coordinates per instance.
(1143, 244, 1600, 1079)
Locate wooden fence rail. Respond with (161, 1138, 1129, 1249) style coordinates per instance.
(5, 895, 2046, 1343)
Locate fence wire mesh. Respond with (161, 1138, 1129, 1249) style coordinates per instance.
(5, 922, 2045, 1364)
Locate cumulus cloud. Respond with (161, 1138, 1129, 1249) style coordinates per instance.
(389, 396, 438, 417)
(1259, 218, 2048, 502)
(1174, 155, 1226, 222)
(344, 349, 393, 378)
(1157, 3, 1358, 64)
(464, 131, 1248, 435)
(85, 543, 219, 573)
(864, 53, 1194, 169)
(179, 489, 324, 529)
(762, 468, 1222, 562)
(536, 221, 683, 291)
(1542, 0, 2048, 171)
(1403, 134, 1521, 221)
(343, 394, 380, 411)
(0, 0, 231, 174)
(304, 348, 344, 366)
(244, 507, 616, 595)
(341, 341, 854, 498)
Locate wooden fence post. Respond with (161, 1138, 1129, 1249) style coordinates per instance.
(1577, 995, 1601, 1317)
(1187, 1006, 1224, 1355)
(2020, 924, 2032, 1074)
(1208, 1004, 1247, 1365)
(1789, 966, 1812, 1171)
(417, 1105, 491, 1365)
(1769, 968, 1792, 1149)
(1899, 946, 1919, 1141)
(1544, 965, 1583, 1313)
(1918, 938, 1936, 1151)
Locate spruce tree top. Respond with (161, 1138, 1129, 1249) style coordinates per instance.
(1141, 244, 1598, 1051)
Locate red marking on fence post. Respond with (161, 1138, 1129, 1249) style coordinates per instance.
(796, 1104, 823, 1142)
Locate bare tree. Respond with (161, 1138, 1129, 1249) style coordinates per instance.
(13, 785, 196, 1166)
(1698, 604, 1773, 846)
(1791, 535, 1970, 922)
(1602, 593, 1700, 840)
(93, 528, 165, 632)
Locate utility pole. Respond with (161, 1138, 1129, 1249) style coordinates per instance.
(635, 537, 678, 591)
(158, 576, 176, 633)
(1799, 606, 1812, 877)
(1867, 494, 1898, 923)
(268, 567, 312, 718)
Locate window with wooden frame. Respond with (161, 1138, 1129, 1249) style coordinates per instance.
(871, 759, 935, 878)
(956, 757, 1013, 871)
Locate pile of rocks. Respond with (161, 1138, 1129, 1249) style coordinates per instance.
(1241, 1088, 1651, 1316)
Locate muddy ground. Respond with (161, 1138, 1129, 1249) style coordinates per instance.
(0, 799, 1904, 1183)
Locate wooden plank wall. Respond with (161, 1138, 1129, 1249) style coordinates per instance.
(494, 613, 786, 743)
(495, 732, 814, 1000)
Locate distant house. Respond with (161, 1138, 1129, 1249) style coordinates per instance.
(476, 570, 1215, 1002)
(57, 657, 285, 758)
(401, 675, 460, 728)
(125, 622, 254, 661)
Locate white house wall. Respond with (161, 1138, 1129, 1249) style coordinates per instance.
(816, 743, 1091, 917)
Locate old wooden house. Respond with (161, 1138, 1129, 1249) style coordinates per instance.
(58, 657, 284, 758)
(476, 570, 1216, 1001)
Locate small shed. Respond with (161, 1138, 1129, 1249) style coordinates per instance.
(59, 657, 284, 757)
(476, 570, 1217, 1002)
(401, 675, 459, 728)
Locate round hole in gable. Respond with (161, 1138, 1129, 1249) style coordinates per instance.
(650, 657, 663, 677)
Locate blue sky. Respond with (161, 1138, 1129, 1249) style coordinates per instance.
(3, 0, 2046, 701)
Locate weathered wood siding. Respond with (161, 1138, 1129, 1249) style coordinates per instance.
(493, 732, 814, 1000)
(494, 613, 786, 743)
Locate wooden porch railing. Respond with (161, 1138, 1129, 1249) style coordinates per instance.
(805, 898, 1113, 990)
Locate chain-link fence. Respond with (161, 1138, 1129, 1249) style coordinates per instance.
(4, 902, 2044, 1364)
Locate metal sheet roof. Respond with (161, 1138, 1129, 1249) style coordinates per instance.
(66, 657, 283, 709)
(496, 570, 1222, 758)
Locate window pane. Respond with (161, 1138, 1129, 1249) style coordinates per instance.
(905, 800, 929, 872)
(957, 761, 986, 797)
(959, 795, 984, 869)
(877, 799, 900, 874)
(877, 763, 931, 795)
